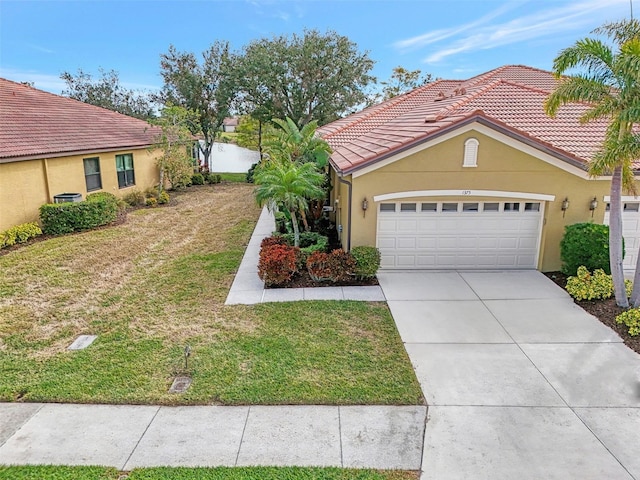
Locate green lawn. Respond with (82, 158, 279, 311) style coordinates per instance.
(214, 172, 248, 183)
(0, 184, 422, 406)
(0, 466, 418, 480)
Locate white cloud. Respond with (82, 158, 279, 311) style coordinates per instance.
(25, 43, 55, 54)
(0, 68, 161, 94)
(0, 68, 66, 93)
(394, 0, 630, 65)
(394, 2, 521, 51)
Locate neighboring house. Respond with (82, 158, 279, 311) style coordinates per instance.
(318, 65, 640, 272)
(0, 78, 162, 232)
(222, 117, 239, 133)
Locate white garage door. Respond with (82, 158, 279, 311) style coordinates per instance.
(604, 201, 640, 272)
(377, 200, 544, 269)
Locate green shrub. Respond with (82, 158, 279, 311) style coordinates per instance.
(145, 197, 158, 207)
(351, 246, 381, 278)
(258, 244, 299, 286)
(565, 266, 615, 301)
(616, 309, 640, 336)
(40, 194, 118, 235)
(123, 189, 146, 207)
(214, 174, 222, 184)
(191, 173, 205, 185)
(158, 191, 170, 205)
(306, 249, 355, 283)
(560, 223, 615, 275)
(0, 222, 42, 248)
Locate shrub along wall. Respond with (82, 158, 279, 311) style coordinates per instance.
(40, 192, 119, 235)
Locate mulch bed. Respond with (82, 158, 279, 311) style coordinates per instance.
(267, 270, 379, 289)
(544, 271, 640, 355)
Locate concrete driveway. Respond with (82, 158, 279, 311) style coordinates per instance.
(378, 270, 640, 480)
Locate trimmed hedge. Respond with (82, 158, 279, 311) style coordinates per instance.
(258, 244, 299, 286)
(560, 223, 616, 275)
(351, 246, 381, 279)
(0, 222, 42, 248)
(40, 192, 118, 235)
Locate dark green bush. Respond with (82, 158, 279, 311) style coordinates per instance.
(351, 246, 381, 278)
(560, 223, 618, 275)
(191, 173, 205, 185)
(40, 194, 118, 235)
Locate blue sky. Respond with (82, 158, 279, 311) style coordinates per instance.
(0, 0, 634, 94)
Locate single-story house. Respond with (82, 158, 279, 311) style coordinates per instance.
(0, 78, 162, 232)
(222, 117, 239, 133)
(318, 65, 640, 272)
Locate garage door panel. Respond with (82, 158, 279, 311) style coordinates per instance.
(604, 211, 640, 273)
(397, 237, 416, 249)
(377, 237, 396, 249)
(377, 199, 543, 270)
(397, 255, 417, 266)
(378, 219, 397, 232)
(417, 237, 437, 249)
(397, 220, 418, 232)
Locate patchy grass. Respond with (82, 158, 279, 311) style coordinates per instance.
(0, 184, 422, 406)
(0, 466, 419, 480)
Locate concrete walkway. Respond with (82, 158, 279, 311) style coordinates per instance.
(379, 270, 640, 480)
(225, 208, 385, 305)
(0, 404, 426, 470)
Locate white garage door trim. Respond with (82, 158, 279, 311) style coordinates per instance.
(376, 197, 545, 270)
(603, 199, 640, 272)
(374, 189, 555, 202)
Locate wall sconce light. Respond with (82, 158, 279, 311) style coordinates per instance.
(362, 197, 368, 217)
(561, 197, 570, 217)
(589, 197, 598, 217)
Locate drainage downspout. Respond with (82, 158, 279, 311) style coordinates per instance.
(337, 176, 352, 251)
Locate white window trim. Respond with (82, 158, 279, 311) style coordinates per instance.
(463, 138, 479, 167)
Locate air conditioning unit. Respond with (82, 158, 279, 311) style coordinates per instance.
(53, 193, 82, 203)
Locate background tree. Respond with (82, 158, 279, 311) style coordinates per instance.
(159, 42, 235, 170)
(381, 66, 433, 100)
(545, 18, 640, 308)
(235, 29, 375, 129)
(150, 105, 196, 191)
(61, 68, 155, 120)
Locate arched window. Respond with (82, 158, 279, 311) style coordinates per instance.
(463, 138, 479, 167)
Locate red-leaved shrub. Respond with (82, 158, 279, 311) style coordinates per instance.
(258, 244, 298, 286)
(307, 249, 355, 283)
(260, 235, 287, 249)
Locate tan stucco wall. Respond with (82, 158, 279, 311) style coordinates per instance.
(343, 130, 632, 272)
(0, 148, 160, 231)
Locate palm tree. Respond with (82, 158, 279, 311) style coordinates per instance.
(544, 19, 640, 308)
(254, 159, 325, 247)
(264, 117, 331, 168)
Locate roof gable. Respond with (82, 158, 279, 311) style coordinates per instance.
(0, 78, 161, 161)
(319, 65, 607, 175)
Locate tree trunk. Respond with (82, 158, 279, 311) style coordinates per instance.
(610, 165, 629, 307)
(290, 209, 300, 247)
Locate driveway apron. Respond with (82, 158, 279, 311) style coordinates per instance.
(378, 270, 640, 480)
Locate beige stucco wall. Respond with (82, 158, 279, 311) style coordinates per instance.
(340, 130, 634, 272)
(0, 147, 160, 231)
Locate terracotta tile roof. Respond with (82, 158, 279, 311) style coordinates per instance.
(319, 65, 610, 174)
(0, 78, 161, 161)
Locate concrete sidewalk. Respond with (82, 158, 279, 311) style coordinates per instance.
(225, 208, 385, 305)
(0, 403, 426, 470)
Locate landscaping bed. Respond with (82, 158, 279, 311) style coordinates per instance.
(266, 270, 379, 289)
(544, 271, 640, 354)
